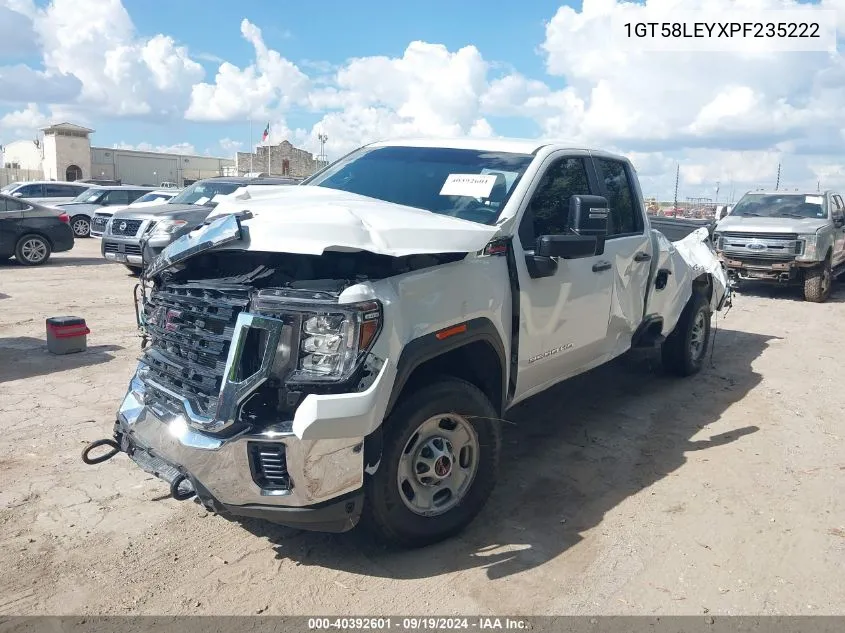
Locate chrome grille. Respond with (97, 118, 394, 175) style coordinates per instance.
(141, 284, 251, 418)
(103, 242, 142, 256)
(111, 219, 143, 236)
(721, 232, 802, 260)
(91, 214, 110, 234)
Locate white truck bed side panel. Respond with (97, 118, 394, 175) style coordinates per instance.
(648, 227, 728, 335)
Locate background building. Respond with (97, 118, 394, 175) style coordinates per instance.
(236, 140, 328, 179)
(1, 122, 235, 187)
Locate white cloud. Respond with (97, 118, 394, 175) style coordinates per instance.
(185, 19, 310, 121)
(21, 0, 203, 117)
(0, 103, 49, 138)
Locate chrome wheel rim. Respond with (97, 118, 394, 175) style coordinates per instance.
(397, 414, 480, 517)
(689, 309, 707, 360)
(21, 239, 47, 263)
(72, 218, 89, 236)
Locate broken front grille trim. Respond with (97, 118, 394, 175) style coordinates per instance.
(140, 312, 285, 434)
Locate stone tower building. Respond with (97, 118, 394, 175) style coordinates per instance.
(236, 140, 326, 179)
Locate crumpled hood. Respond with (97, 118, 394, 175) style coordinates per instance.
(198, 185, 500, 257)
(717, 215, 828, 234)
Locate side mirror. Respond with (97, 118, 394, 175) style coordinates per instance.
(833, 211, 844, 227)
(12, 192, 23, 197)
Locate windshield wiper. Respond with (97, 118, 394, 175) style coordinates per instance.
(773, 212, 807, 218)
(736, 212, 763, 216)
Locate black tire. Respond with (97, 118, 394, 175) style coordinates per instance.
(803, 258, 832, 303)
(661, 291, 711, 377)
(70, 215, 90, 238)
(14, 234, 51, 266)
(364, 378, 501, 548)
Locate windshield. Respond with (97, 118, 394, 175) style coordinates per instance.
(133, 192, 173, 204)
(304, 145, 534, 224)
(168, 181, 242, 206)
(71, 188, 105, 203)
(731, 193, 828, 219)
(0, 183, 16, 193)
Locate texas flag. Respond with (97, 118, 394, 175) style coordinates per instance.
(261, 123, 270, 143)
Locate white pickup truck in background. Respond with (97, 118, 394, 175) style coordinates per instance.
(86, 138, 729, 547)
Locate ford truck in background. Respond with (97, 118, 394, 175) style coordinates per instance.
(84, 139, 729, 547)
(714, 190, 845, 302)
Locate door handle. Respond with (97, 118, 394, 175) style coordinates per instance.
(634, 251, 651, 262)
(592, 261, 612, 273)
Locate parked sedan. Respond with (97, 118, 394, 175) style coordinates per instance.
(0, 194, 74, 266)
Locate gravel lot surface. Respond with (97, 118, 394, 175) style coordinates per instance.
(1, 239, 843, 615)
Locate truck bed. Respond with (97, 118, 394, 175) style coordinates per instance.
(650, 217, 715, 242)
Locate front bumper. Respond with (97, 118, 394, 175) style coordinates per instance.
(717, 252, 819, 283)
(116, 371, 368, 531)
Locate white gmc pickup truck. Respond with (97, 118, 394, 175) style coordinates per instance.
(84, 138, 729, 547)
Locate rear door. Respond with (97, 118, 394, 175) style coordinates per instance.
(591, 155, 653, 358)
(0, 196, 25, 257)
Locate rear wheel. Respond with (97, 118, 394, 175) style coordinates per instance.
(803, 258, 832, 303)
(661, 292, 711, 377)
(15, 234, 51, 266)
(70, 215, 90, 238)
(364, 378, 501, 548)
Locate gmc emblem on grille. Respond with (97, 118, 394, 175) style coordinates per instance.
(154, 307, 183, 332)
(747, 240, 767, 251)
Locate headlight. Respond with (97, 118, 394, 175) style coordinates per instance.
(252, 290, 382, 383)
(150, 219, 188, 235)
(798, 233, 820, 259)
(712, 232, 722, 250)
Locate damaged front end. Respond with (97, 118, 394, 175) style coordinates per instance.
(86, 212, 468, 532)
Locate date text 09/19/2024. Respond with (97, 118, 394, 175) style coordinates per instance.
(307, 617, 530, 630)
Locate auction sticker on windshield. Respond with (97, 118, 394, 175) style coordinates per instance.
(806, 195, 823, 204)
(440, 174, 497, 198)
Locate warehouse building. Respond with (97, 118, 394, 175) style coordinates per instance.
(1, 122, 235, 187)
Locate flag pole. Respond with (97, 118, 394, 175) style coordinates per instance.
(249, 117, 253, 174)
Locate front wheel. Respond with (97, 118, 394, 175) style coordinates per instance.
(803, 259, 832, 303)
(661, 291, 711, 377)
(70, 215, 91, 238)
(364, 378, 501, 548)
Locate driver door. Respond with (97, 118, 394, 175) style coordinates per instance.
(511, 151, 614, 402)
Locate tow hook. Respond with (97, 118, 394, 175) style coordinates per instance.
(170, 474, 196, 501)
(81, 438, 121, 465)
